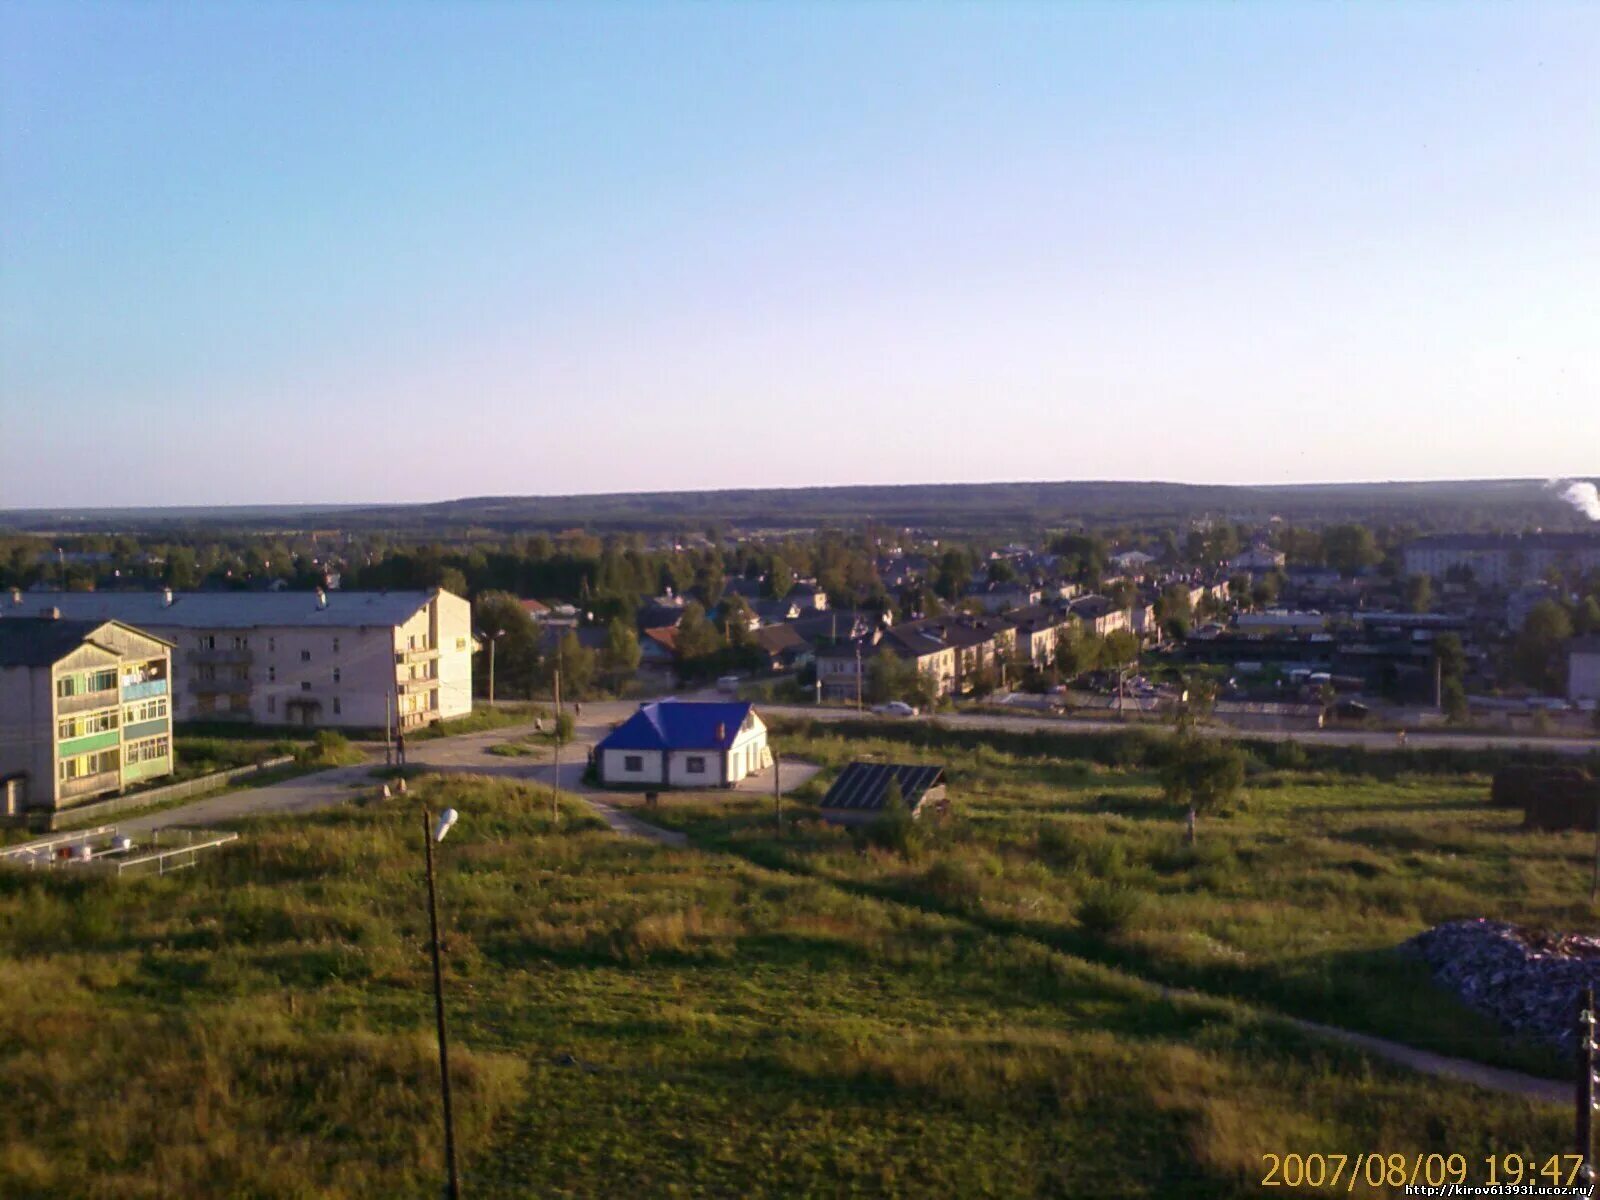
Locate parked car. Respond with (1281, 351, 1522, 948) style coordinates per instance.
(871, 701, 918, 718)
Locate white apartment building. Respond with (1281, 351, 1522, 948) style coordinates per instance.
(1402, 534, 1600, 589)
(1, 589, 471, 730)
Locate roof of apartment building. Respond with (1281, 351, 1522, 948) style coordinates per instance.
(1, 588, 443, 630)
(0, 617, 113, 667)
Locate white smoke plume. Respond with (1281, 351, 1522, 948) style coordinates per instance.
(1550, 479, 1600, 521)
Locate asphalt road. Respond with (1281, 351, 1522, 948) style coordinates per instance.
(757, 702, 1600, 757)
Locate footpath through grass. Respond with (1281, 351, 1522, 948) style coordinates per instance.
(0, 760, 1577, 1197)
(651, 719, 1600, 1081)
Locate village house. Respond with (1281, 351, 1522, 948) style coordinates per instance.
(593, 700, 770, 788)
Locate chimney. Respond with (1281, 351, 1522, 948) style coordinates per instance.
(162, 588, 174, 607)
(715, 722, 726, 742)
(8, 588, 19, 607)
(38, 606, 60, 620)
(315, 588, 327, 609)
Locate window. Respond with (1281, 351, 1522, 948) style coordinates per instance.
(300, 649, 311, 662)
(332, 698, 341, 715)
(88, 669, 116, 692)
(268, 636, 275, 653)
(267, 696, 276, 715)
(126, 736, 169, 765)
(624, 755, 644, 772)
(333, 668, 341, 684)
(300, 681, 311, 692)
(686, 755, 706, 774)
(332, 636, 340, 654)
(268, 666, 276, 682)
(231, 635, 248, 650)
(197, 635, 215, 650)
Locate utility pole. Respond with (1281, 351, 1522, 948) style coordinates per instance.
(422, 807, 461, 1200)
(855, 641, 863, 713)
(551, 666, 562, 822)
(487, 636, 496, 706)
(1579, 986, 1595, 1191)
(385, 692, 393, 768)
(773, 750, 782, 837)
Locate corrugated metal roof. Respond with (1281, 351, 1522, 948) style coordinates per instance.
(820, 761, 946, 812)
(596, 701, 756, 752)
(0, 590, 439, 630)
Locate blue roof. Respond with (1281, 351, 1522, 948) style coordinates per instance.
(596, 701, 755, 753)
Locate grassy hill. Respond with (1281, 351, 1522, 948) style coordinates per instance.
(0, 733, 1584, 1196)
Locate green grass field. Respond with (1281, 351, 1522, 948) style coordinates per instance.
(0, 724, 1587, 1197)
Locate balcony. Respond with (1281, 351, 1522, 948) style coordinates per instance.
(121, 678, 169, 702)
(397, 674, 438, 694)
(397, 646, 439, 664)
(59, 770, 120, 803)
(57, 688, 120, 717)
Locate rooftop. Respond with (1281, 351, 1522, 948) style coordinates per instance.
(1, 589, 443, 630)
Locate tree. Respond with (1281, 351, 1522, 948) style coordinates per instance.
(1050, 533, 1107, 584)
(471, 591, 542, 698)
(934, 548, 973, 601)
(1513, 600, 1573, 693)
(1441, 676, 1470, 724)
(1155, 584, 1193, 639)
(556, 629, 597, 697)
(1161, 737, 1245, 843)
(1404, 574, 1433, 614)
(674, 601, 724, 669)
(863, 774, 916, 857)
(1323, 525, 1381, 578)
(602, 619, 641, 687)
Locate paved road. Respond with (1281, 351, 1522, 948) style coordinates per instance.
(757, 703, 1600, 757)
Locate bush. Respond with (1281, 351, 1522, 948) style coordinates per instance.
(1074, 881, 1145, 939)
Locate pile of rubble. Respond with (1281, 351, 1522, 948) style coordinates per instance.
(1406, 918, 1600, 1048)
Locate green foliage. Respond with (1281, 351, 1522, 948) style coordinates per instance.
(1323, 524, 1382, 577)
(1514, 600, 1574, 692)
(861, 777, 917, 856)
(1074, 880, 1146, 939)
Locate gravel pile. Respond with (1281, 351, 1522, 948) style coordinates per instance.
(1406, 918, 1600, 1048)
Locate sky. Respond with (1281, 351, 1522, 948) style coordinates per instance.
(2, 1, 1597, 508)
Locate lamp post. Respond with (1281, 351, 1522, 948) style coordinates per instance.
(423, 806, 461, 1200)
(478, 630, 505, 705)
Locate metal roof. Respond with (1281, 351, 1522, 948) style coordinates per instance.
(819, 761, 946, 813)
(596, 701, 756, 753)
(0, 618, 112, 668)
(0, 589, 439, 631)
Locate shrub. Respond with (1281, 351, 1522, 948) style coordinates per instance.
(1074, 881, 1145, 939)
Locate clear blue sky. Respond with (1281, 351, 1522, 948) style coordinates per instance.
(2, 2, 1596, 507)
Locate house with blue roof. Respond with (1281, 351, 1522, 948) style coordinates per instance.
(594, 700, 770, 789)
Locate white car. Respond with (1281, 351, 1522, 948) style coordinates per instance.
(871, 701, 918, 718)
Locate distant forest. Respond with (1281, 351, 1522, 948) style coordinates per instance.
(2, 477, 1595, 537)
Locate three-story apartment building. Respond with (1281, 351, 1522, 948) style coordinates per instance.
(0, 616, 175, 818)
(1, 588, 471, 731)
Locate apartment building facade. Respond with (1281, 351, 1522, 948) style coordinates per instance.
(1, 588, 471, 731)
(0, 616, 174, 817)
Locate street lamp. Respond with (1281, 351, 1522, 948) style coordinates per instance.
(477, 629, 506, 705)
(423, 806, 461, 1200)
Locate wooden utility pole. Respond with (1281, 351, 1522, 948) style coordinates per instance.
(422, 808, 461, 1200)
(773, 750, 782, 837)
(551, 666, 562, 822)
(1591, 802, 1600, 905)
(855, 641, 863, 712)
(1579, 987, 1596, 1189)
(487, 635, 496, 706)
(385, 692, 393, 767)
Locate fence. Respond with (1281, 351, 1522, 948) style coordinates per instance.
(42, 756, 295, 832)
(1, 826, 239, 878)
